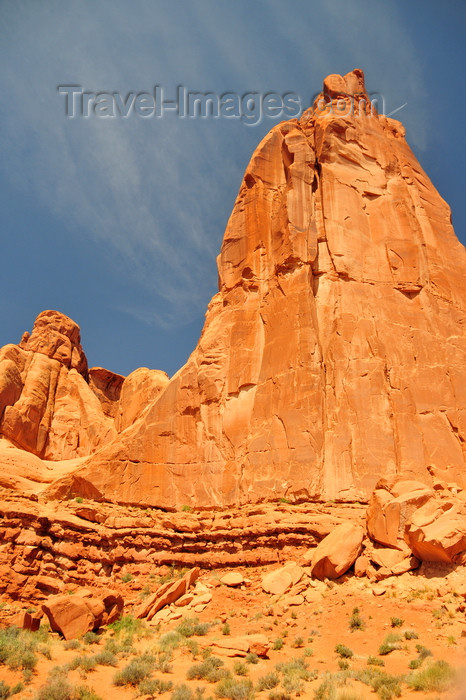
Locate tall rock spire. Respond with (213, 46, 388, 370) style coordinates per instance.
(44, 70, 466, 506)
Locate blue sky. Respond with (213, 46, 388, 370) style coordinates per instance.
(1, 0, 465, 378)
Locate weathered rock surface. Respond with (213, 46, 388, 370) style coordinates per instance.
(41, 589, 123, 640)
(0, 313, 169, 468)
(136, 567, 200, 620)
(208, 634, 270, 658)
(305, 522, 364, 579)
(0, 312, 117, 460)
(366, 477, 466, 563)
(44, 68, 466, 508)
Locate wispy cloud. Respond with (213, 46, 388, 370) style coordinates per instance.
(0, 0, 430, 337)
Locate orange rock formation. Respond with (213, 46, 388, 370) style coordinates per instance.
(0, 69, 465, 510)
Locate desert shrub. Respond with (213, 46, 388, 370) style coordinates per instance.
(67, 655, 97, 673)
(0, 681, 23, 699)
(403, 630, 418, 640)
(159, 631, 183, 651)
(153, 651, 173, 674)
(187, 656, 228, 683)
(272, 638, 283, 650)
(82, 632, 100, 646)
(408, 660, 456, 692)
(222, 624, 231, 636)
(34, 680, 103, 700)
(313, 677, 336, 700)
(335, 644, 353, 659)
(139, 678, 174, 696)
(113, 654, 155, 686)
(415, 644, 432, 661)
(93, 650, 118, 666)
(215, 677, 254, 700)
(338, 660, 349, 670)
(170, 686, 193, 700)
(292, 636, 304, 648)
(390, 618, 403, 628)
(0, 626, 42, 673)
(257, 672, 279, 691)
(108, 614, 148, 640)
(367, 656, 384, 667)
(268, 693, 291, 700)
(276, 657, 311, 680)
(233, 661, 248, 676)
(245, 653, 259, 665)
(352, 668, 402, 700)
(378, 633, 402, 656)
(349, 607, 365, 631)
(63, 640, 81, 651)
(176, 617, 210, 638)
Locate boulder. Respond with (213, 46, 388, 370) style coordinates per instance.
(220, 572, 244, 587)
(366, 480, 434, 549)
(366, 477, 466, 563)
(42, 589, 123, 640)
(42, 595, 94, 640)
(405, 500, 466, 563)
(261, 562, 305, 595)
(306, 522, 364, 580)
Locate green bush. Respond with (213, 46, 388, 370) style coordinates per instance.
(349, 607, 365, 631)
(233, 661, 248, 676)
(245, 653, 259, 665)
(0, 681, 23, 699)
(171, 685, 193, 700)
(403, 630, 418, 641)
(367, 656, 384, 667)
(390, 617, 404, 628)
(63, 640, 81, 651)
(93, 650, 118, 666)
(159, 631, 183, 651)
(0, 626, 42, 673)
(415, 644, 432, 661)
(352, 668, 402, 700)
(215, 677, 254, 700)
(222, 623, 231, 636)
(408, 660, 456, 692)
(257, 672, 279, 691)
(291, 636, 304, 648)
(272, 638, 283, 650)
(82, 632, 100, 646)
(113, 654, 155, 686)
(335, 644, 353, 659)
(176, 617, 210, 638)
(139, 679, 174, 696)
(107, 614, 147, 639)
(187, 656, 228, 683)
(34, 680, 104, 700)
(378, 633, 402, 656)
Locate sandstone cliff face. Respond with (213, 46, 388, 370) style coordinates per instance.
(45, 70, 466, 508)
